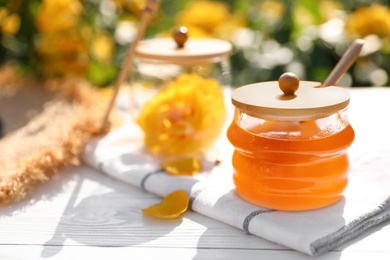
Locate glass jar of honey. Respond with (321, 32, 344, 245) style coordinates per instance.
(132, 27, 232, 156)
(227, 72, 355, 211)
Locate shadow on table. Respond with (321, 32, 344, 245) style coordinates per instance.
(39, 166, 181, 258)
(0, 167, 78, 217)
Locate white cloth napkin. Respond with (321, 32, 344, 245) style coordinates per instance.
(82, 88, 390, 256)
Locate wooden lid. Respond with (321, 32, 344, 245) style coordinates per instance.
(231, 73, 350, 121)
(134, 29, 232, 65)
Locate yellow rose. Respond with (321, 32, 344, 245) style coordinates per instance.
(346, 4, 390, 38)
(39, 57, 88, 77)
(137, 74, 226, 156)
(113, 0, 145, 15)
(36, 32, 87, 57)
(35, 32, 88, 76)
(175, 1, 245, 41)
(259, 0, 285, 22)
(90, 32, 115, 63)
(177, 1, 230, 33)
(0, 9, 20, 35)
(35, 0, 83, 33)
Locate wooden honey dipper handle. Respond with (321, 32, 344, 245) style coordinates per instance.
(322, 39, 365, 87)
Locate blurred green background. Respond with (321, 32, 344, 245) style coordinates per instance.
(1, 0, 390, 87)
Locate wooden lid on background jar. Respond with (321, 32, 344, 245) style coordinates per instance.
(231, 72, 351, 121)
(134, 26, 232, 65)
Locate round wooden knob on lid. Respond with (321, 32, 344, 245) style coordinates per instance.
(172, 26, 188, 48)
(278, 72, 299, 95)
(134, 27, 232, 65)
(231, 72, 350, 121)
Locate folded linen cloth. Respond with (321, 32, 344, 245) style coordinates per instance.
(82, 88, 390, 256)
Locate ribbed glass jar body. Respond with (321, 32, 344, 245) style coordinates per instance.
(227, 108, 355, 211)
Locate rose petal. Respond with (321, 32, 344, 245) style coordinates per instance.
(160, 157, 202, 176)
(142, 190, 189, 219)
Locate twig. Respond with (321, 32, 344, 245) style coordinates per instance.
(99, 0, 160, 131)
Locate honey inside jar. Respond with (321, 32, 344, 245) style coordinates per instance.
(227, 73, 355, 211)
(227, 111, 354, 211)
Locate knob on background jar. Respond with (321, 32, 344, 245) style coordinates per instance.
(227, 72, 355, 211)
(132, 27, 232, 156)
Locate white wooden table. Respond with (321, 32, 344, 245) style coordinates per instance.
(1, 87, 390, 260)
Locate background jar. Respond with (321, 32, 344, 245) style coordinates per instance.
(227, 74, 355, 211)
(132, 28, 232, 156)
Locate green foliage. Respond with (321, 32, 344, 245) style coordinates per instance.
(1, 0, 390, 87)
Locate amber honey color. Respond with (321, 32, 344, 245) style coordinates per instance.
(227, 117, 355, 211)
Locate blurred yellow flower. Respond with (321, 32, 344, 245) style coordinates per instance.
(293, 6, 317, 29)
(177, 0, 230, 34)
(36, 33, 87, 57)
(137, 74, 226, 156)
(35, 33, 88, 76)
(112, 0, 145, 15)
(214, 12, 247, 40)
(346, 3, 390, 38)
(178, 25, 211, 38)
(292, 0, 341, 30)
(259, 0, 285, 22)
(0, 9, 20, 35)
(318, 0, 343, 21)
(35, 0, 83, 33)
(39, 57, 88, 77)
(90, 33, 115, 63)
(111, 0, 125, 6)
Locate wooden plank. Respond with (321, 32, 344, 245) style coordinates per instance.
(2, 245, 390, 260)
